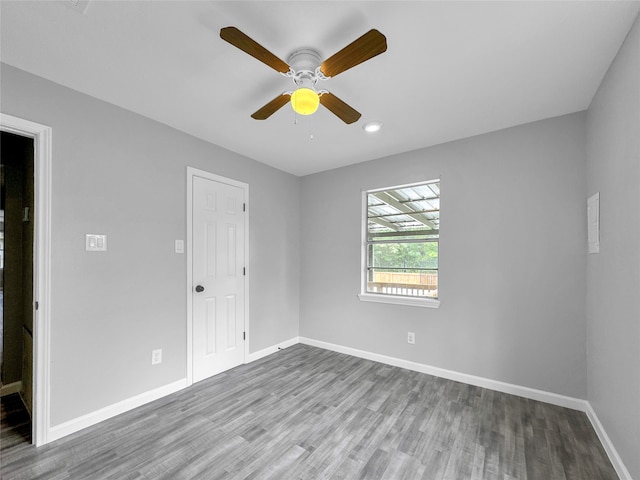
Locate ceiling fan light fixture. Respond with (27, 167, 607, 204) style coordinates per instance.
(291, 87, 319, 115)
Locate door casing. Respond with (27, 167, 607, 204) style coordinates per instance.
(0, 113, 52, 446)
(186, 167, 249, 386)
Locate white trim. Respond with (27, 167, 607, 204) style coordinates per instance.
(20, 326, 630, 478)
(0, 113, 52, 447)
(185, 167, 250, 387)
(299, 337, 631, 475)
(268, 337, 632, 478)
(48, 379, 187, 443)
(358, 293, 440, 308)
(247, 337, 300, 363)
(0, 381, 23, 397)
(186, 170, 194, 385)
(586, 403, 633, 480)
(366, 179, 440, 195)
(299, 337, 587, 411)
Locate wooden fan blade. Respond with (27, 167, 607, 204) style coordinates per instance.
(220, 26, 290, 74)
(319, 93, 361, 124)
(320, 29, 387, 78)
(251, 94, 291, 120)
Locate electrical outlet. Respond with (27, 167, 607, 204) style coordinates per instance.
(407, 332, 416, 344)
(151, 349, 162, 365)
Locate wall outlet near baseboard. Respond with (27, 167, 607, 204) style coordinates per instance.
(407, 332, 415, 344)
(151, 349, 162, 365)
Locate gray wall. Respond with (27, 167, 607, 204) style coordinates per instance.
(3, 15, 638, 469)
(300, 112, 587, 399)
(1, 64, 300, 426)
(586, 13, 640, 480)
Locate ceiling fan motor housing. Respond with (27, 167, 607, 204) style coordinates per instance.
(287, 48, 324, 88)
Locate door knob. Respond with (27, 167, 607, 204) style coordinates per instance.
(195, 285, 205, 293)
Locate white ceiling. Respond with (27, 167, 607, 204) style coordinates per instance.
(1, 1, 639, 176)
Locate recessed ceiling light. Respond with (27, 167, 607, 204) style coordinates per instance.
(363, 121, 383, 133)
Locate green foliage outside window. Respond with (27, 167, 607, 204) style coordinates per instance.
(371, 241, 438, 271)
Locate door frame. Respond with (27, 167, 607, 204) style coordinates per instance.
(186, 167, 249, 386)
(0, 113, 52, 446)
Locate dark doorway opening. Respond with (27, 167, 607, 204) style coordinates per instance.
(0, 131, 35, 443)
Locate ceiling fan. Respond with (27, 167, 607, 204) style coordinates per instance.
(220, 26, 387, 124)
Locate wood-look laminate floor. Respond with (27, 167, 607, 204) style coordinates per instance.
(1, 344, 617, 480)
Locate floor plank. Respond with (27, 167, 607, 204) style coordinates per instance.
(0, 344, 618, 479)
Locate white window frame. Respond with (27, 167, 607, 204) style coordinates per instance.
(358, 180, 440, 308)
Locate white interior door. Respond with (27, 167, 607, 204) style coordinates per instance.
(191, 174, 246, 383)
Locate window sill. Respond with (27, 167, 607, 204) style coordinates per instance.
(358, 293, 440, 308)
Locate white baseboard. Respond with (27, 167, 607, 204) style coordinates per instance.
(44, 335, 300, 444)
(247, 336, 300, 363)
(48, 379, 187, 443)
(299, 337, 587, 411)
(37, 337, 632, 479)
(44, 336, 301, 444)
(586, 403, 633, 480)
(299, 337, 635, 478)
(0, 381, 23, 397)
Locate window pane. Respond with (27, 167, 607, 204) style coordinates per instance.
(364, 180, 440, 300)
(369, 242, 438, 270)
(367, 242, 438, 298)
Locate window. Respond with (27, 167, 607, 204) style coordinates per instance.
(360, 180, 440, 308)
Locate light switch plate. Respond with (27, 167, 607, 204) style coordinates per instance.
(175, 240, 184, 254)
(86, 234, 107, 251)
